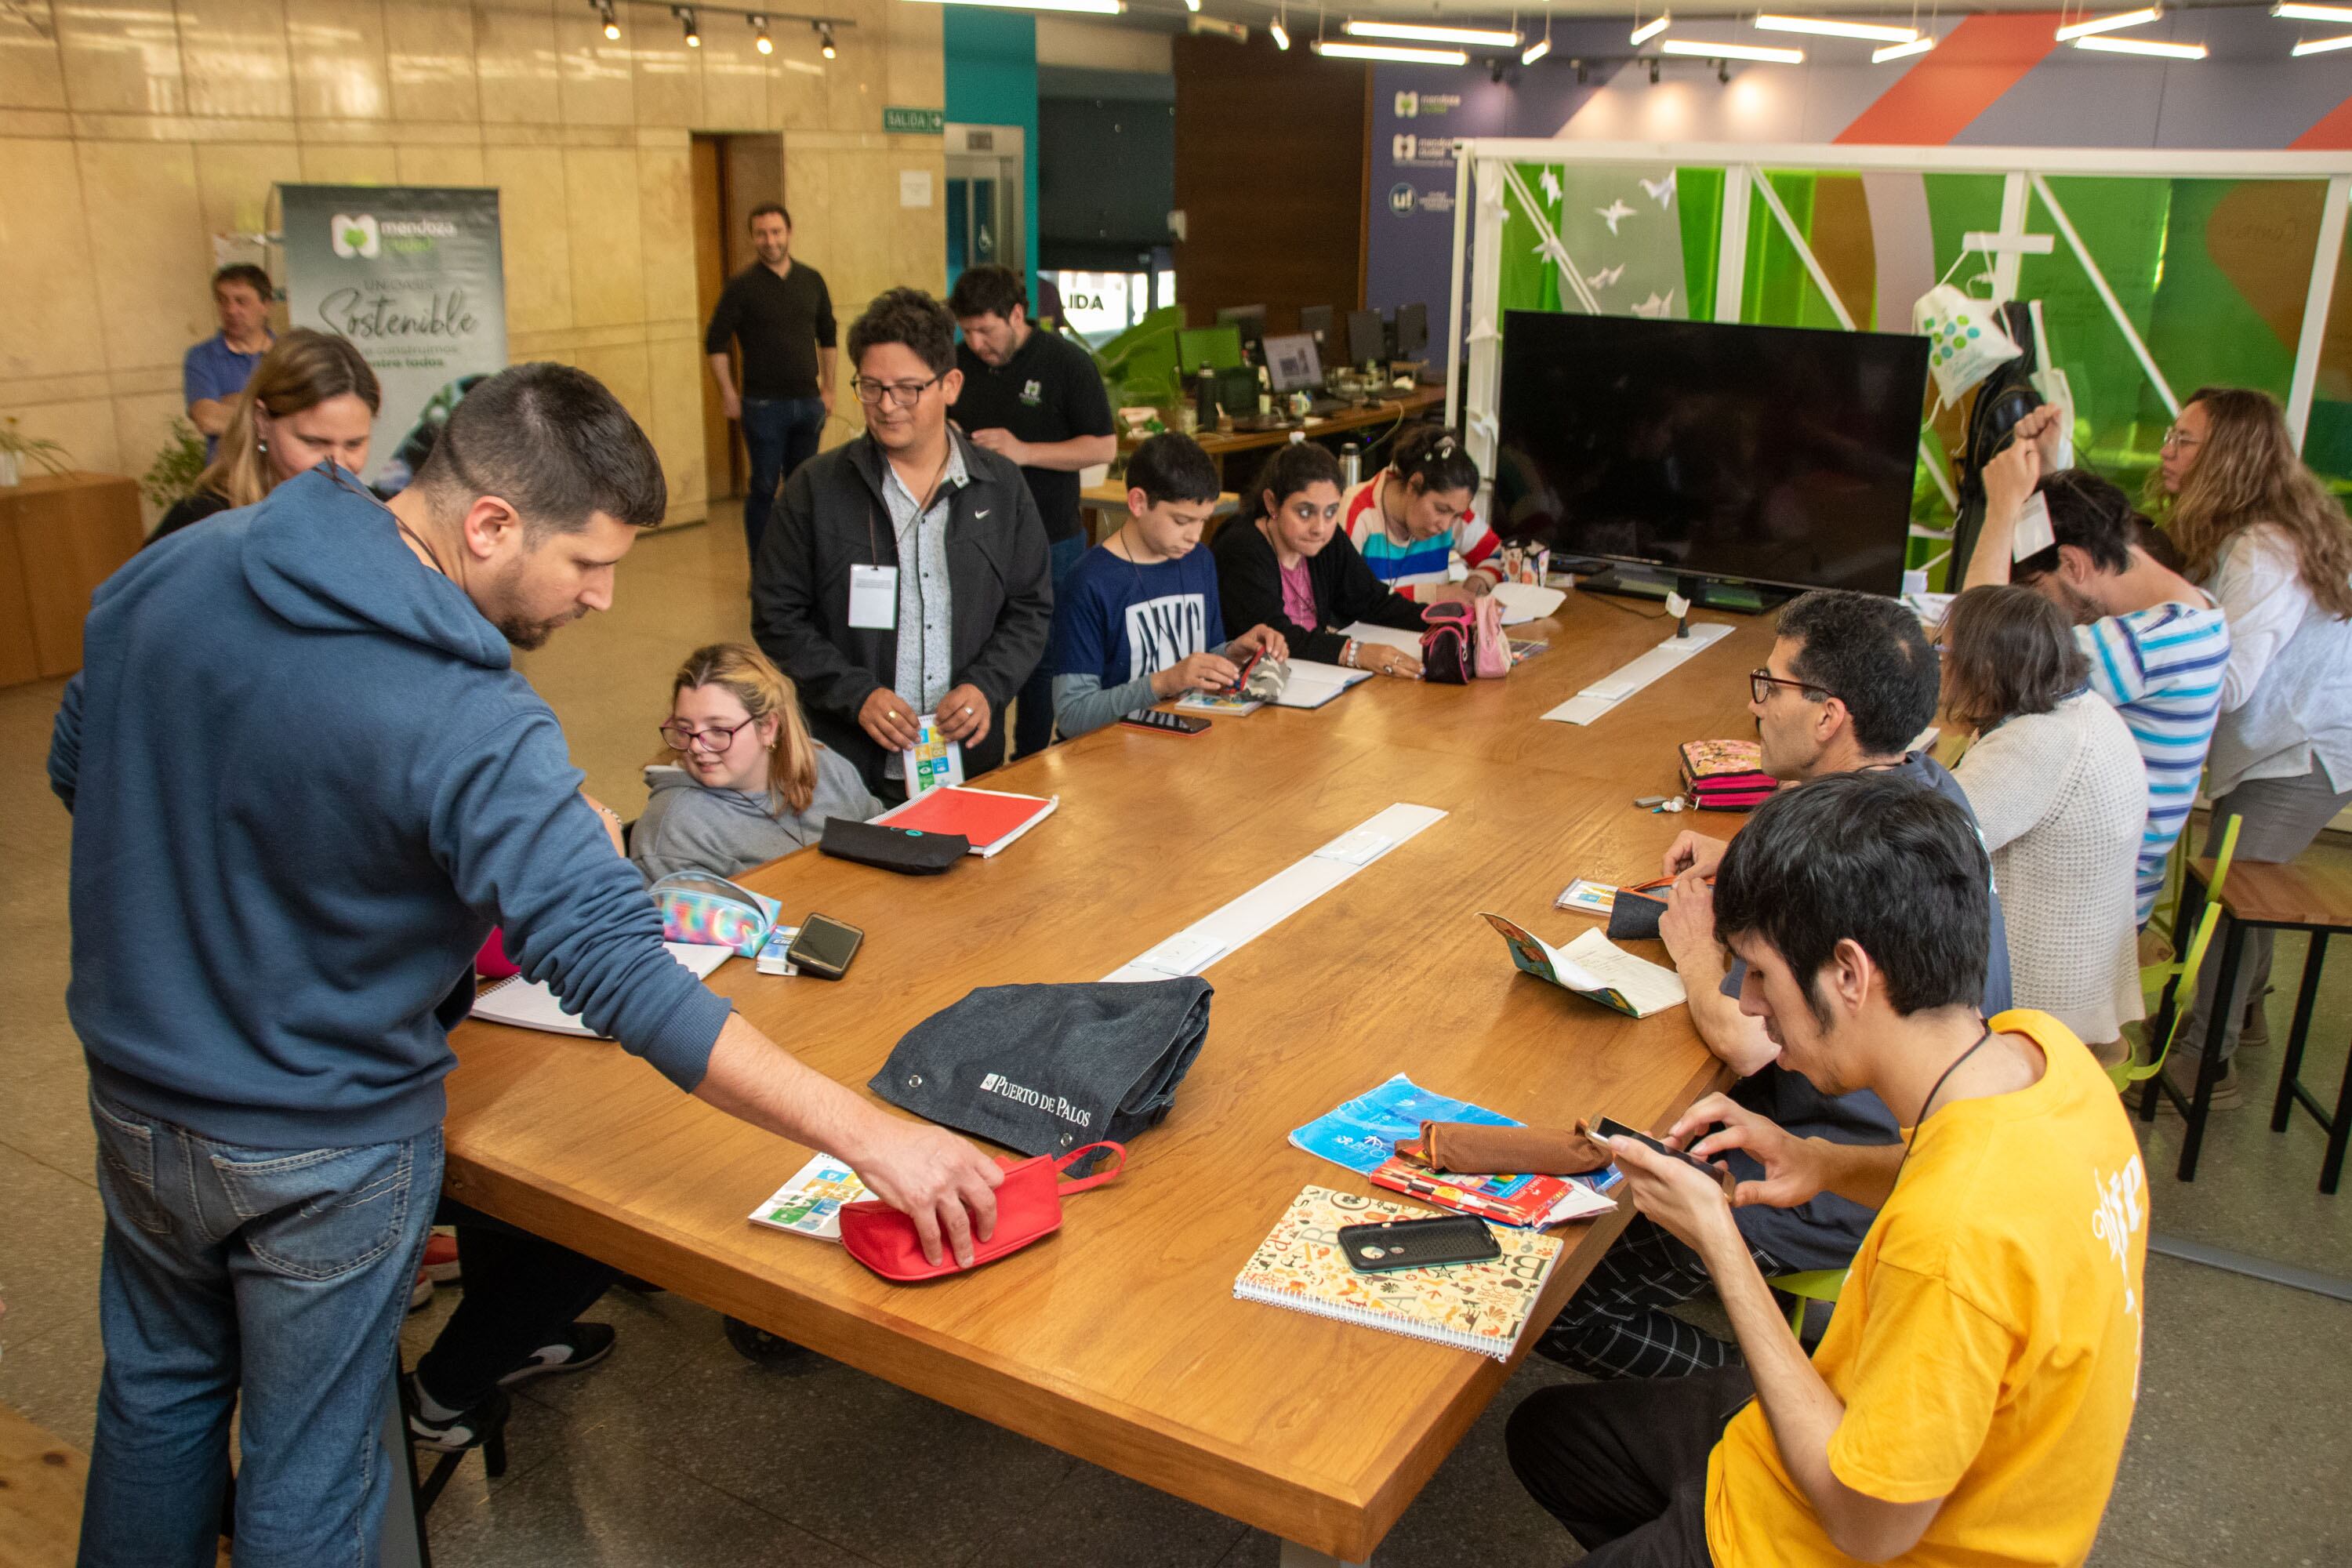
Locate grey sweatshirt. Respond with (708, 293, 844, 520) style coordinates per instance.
(630, 748, 885, 882)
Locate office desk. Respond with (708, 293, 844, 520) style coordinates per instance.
(441, 604, 1774, 1565)
(1128, 387, 1447, 485)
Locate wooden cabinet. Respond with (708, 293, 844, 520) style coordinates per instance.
(0, 471, 145, 688)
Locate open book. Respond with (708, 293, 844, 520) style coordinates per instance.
(1269, 659, 1371, 709)
(471, 941, 733, 1037)
(1479, 913, 1686, 1018)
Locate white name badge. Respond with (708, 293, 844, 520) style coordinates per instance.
(848, 564, 899, 630)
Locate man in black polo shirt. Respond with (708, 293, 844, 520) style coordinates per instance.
(947, 266, 1116, 757)
(705, 202, 837, 559)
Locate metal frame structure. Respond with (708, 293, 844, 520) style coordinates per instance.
(1444, 138, 2352, 505)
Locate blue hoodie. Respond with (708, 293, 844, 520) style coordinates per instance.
(49, 468, 733, 1149)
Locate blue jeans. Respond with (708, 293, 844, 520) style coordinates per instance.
(80, 1088, 441, 1568)
(740, 394, 827, 562)
(1013, 532, 1088, 759)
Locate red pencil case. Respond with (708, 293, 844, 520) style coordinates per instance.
(839, 1142, 1127, 1282)
(1679, 739, 1775, 811)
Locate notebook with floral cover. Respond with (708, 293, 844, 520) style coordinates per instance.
(1679, 738, 1776, 810)
(1233, 1185, 1563, 1359)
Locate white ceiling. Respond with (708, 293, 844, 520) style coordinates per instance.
(1113, 0, 2089, 29)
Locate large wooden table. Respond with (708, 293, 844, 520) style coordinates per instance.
(441, 601, 1775, 1564)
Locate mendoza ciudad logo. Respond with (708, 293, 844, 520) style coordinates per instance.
(331, 211, 458, 259)
(978, 1073, 1094, 1127)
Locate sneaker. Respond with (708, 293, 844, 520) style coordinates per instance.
(2240, 991, 2272, 1051)
(2157, 1054, 2243, 1112)
(405, 1375, 509, 1454)
(408, 1269, 434, 1312)
(495, 1322, 617, 1388)
(420, 1231, 462, 1285)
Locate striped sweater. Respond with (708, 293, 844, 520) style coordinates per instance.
(1341, 473, 1501, 601)
(2073, 600, 2230, 925)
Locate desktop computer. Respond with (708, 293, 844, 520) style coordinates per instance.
(1217, 305, 1267, 366)
(1299, 305, 1334, 350)
(1345, 309, 1385, 371)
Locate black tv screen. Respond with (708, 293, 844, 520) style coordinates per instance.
(1494, 311, 1928, 596)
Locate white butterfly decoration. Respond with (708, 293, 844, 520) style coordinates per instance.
(1641, 171, 1677, 207)
(1595, 199, 1635, 235)
(1632, 289, 1676, 318)
(1538, 167, 1563, 205)
(1586, 263, 1624, 290)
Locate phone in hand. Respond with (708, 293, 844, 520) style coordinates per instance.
(1230, 645, 1265, 689)
(1119, 710, 1210, 737)
(786, 913, 864, 980)
(1338, 1214, 1501, 1273)
(1588, 1116, 1736, 1193)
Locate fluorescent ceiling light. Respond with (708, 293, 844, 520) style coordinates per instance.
(1269, 18, 1289, 46)
(1345, 20, 1521, 45)
(903, 0, 1126, 10)
(1314, 39, 1470, 62)
(1755, 13, 1917, 42)
(2291, 29, 2352, 49)
(1658, 38, 1805, 61)
(1522, 34, 1552, 63)
(2071, 31, 2205, 55)
(1630, 14, 1670, 45)
(1871, 34, 1935, 60)
(2053, 5, 2161, 40)
(2276, 2, 2352, 18)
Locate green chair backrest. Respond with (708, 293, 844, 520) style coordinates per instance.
(2112, 812, 2244, 1092)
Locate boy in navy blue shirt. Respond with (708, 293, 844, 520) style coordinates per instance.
(1048, 434, 1286, 739)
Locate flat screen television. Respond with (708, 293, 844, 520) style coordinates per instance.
(1494, 311, 1927, 598)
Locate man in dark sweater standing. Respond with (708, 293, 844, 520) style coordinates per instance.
(704, 202, 837, 559)
(53, 364, 999, 1566)
(948, 265, 1116, 757)
(753, 288, 1054, 797)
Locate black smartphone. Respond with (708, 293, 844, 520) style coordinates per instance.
(1338, 1214, 1501, 1274)
(1589, 1116, 1733, 1192)
(785, 913, 864, 980)
(1119, 710, 1210, 737)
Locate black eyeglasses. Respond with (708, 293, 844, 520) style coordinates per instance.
(1749, 669, 1835, 706)
(659, 717, 757, 753)
(853, 374, 944, 408)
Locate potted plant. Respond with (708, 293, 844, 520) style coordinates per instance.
(0, 416, 71, 487)
(142, 419, 208, 514)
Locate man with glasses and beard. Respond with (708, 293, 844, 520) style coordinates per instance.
(1536, 588, 2014, 1384)
(752, 287, 1054, 798)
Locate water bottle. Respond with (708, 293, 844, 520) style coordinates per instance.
(1195, 366, 1219, 432)
(1340, 441, 1363, 487)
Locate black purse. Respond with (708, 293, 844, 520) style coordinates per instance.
(818, 816, 968, 874)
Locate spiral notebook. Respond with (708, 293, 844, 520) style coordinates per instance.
(1233, 1185, 1563, 1360)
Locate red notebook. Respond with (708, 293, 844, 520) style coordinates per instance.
(874, 786, 1058, 858)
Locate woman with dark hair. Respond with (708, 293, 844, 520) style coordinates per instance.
(2146, 387, 2352, 1100)
(1210, 440, 1425, 677)
(1341, 423, 1497, 602)
(150, 328, 381, 541)
(1944, 585, 2148, 1052)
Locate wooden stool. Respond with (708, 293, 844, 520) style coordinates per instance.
(2147, 855, 2352, 1187)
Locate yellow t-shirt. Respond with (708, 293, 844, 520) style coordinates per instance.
(1705, 1010, 2149, 1568)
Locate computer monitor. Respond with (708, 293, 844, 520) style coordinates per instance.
(1218, 305, 1266, 365)
(1394, 302, 1428, 361)
(1177, 323, 1246, 375)
(1300, 305, 1334, 348)
(1345, 309, 1385, 369)
(1263, 333, 1323, 394)
(1494, 310, 1927, 598)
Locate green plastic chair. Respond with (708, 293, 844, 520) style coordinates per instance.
(2111, 813, 2243, 1094)
(1773, 1269, 1848, 1334)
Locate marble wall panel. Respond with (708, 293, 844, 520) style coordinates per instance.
(180, 0, 295, 121)
(637, 140, 696, 326)
(286, 0, 390, 122)
(0, 137, 107, 381)
(564, 145, 643, 327)
(383, 0, 479, 124)
(473, 1, 559, 125)
(194, 140, 302, 241)
(485, 143, 571, 334)
(554, 6, 632, 126)
(2, 2, 72, 112)
(76, 139, 211, 371)
(54, 0, 184, 117)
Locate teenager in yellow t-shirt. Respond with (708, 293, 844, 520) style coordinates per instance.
(1508, 772, 2147, 1566)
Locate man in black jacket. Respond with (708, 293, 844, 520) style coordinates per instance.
(753, 289, 1053, 795)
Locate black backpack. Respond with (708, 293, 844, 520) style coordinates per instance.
(1948, 299, 2044, 585)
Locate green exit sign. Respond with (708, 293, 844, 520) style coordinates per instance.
(883, 107, 944, 135)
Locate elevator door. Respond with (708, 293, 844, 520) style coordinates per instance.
(945, 123, 1023, 281)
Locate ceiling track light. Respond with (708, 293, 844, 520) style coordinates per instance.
(750, 12, 773, 51)
(1755, 13, 1917, 42)
(1658, 38, 1804, 62)
(1312, 39, 1469, 63)
(1521, 34, 1551, 63)
(597, 0, 619, 40)
(1647, 56, 1661, 81)
(1185, 0, 1200, 9)
(2276, 1, 2352, 19)
(674, 5, 700, 45)
(1630, 13, 1670, 45)
(814, 19, 836, 56)
(2053, 5, 2162, 40)
(1344, 20, 1521, 46)
(1872, 34, 1934, 60)
(2292, 29, 2352, 50)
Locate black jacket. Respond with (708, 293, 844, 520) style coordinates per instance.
(1210, 514, 1425, 664)
(752, 430, 1054, 789)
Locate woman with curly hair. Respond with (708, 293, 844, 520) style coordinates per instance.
(2148, 387, 2352, 1104)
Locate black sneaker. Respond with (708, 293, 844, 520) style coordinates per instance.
(405, 1376, 510, 1454)
(495, 1321, 617, 1388)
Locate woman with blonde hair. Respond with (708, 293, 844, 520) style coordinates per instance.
(151, 328, 381, 540)
(630, 642, 884, 882)
(2149, 387, 2352, 1105)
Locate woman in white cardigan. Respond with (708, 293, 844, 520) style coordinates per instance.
(1944, 586, 2150, 1051)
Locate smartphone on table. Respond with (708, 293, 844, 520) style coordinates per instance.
(786, 913, 864, 980)
(1338, 1214, 1501, 1273)
(1119, 710, 1210, 737)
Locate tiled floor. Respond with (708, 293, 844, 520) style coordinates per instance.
(3, 506, 2349, 1566)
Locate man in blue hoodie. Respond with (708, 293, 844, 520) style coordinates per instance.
(52, 363, 1003, 1567)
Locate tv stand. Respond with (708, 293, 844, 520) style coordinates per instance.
(1573, 565, 1785, 615)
